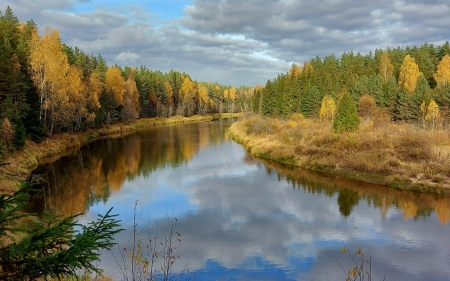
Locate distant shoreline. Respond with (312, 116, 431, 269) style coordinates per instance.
(0, 113, 241, 193)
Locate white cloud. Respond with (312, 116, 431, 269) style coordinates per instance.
(115, 51, 140, 64)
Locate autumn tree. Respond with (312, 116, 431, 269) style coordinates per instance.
(84, 72, 102, 125)
(120, 68, 140, 121)
(358, 94, 377, 120)
(333, 92, 360, 133)
(228, 86, 236, 113)
(104, 66, 125, 123)
(434, 54, 450, 87)
(197, 84, 210, 115)
(378, 51, 394, 82)
(425, 99, 440, 130)
(398, 55, 421, 94)
(29, 27, 70, 132)
(179, 77, 196, 116)
(319, 94, 336, 122)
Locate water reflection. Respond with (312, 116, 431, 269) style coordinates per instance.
(29, 119, 450, 280)
(254, 158, 450, 223)
(28, 119, 235, 216)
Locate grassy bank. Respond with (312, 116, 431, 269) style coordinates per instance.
(229, 113, 450, 195)
(0, 113, 241, 193)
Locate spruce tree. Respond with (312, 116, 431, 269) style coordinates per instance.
(0, 184, 123, 280)
(333, 92, 360, 133)
(301, 85, 322, 118)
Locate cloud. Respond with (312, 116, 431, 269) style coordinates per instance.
(1, 0, 449, 86)
(115, 51, 141, 64)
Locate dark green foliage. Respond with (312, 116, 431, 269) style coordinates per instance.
(256, 41, 450, 126)
(395, 75, 430, 121)
(11, 118, 26, 150)
(0, 184, 123, 281)
(301, 86, 322, 118)
(333, 92, 360, 133)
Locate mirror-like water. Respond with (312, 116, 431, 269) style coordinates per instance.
(30, 119, 450, 280)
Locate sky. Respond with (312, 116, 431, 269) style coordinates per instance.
(1, 0, 450, 86)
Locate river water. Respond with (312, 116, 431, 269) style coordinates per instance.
(30, 119, 450, 280)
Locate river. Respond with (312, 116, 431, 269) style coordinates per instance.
(29, 118, 450, 280)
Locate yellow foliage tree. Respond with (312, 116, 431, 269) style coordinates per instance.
(319, 94, 336, 121)
(104, 66, 125, 123)
(228, 87, 236, 112)
(86, 72, 102, 111)
(197, 84, 210, 115)
(378, 51, 393, 82)
(425, 99, 440, 130)
(105, 66, 125, 106)
(398, 54, 421, 94)
(65, 65, 84, 129)
(180, 77, 196, 116)
(123, 68, 140, 121)
(29, 27, 70, 132)
(434, 54, 450, 87)
(357, 94, 377, 119)
(288, 64, 302, 77)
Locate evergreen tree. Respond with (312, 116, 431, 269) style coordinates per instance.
(0, 185, 122, 280)
(300, 85, 322, 118)
(333, 92, 360, 133)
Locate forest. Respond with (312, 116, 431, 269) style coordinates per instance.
(253, 39, 450, 127)
(0, 7, 255, 156)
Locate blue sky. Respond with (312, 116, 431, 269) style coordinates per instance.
(2, 0, 450, 86)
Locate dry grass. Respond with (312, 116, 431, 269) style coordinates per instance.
(229, 114, 450, 194)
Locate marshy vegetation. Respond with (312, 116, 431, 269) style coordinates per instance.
(230, 113, 450, 194)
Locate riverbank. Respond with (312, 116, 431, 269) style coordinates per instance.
(229, 114, 450, 195)
(0, 113, 240, 193)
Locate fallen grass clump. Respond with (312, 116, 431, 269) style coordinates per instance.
(229, 114, 450, 194)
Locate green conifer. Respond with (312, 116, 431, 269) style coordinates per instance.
(332, 92, 360, 133)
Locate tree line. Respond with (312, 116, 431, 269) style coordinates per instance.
(0, 7, 255, 155)
(253, 41, 450, 131)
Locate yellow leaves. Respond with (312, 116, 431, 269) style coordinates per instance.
(197, 84, 209, 104)
(228, 87, 236, 102)
(288, 64, 302, 77)
(434, 54, 450, 87)
(223, 89, 229, 100)
(29, 26, 72, 130)
(425, 99, 440, 122)
(358, 94, 377, 119)
(421, 99, 441, 130)
(105, 66, 125, 106)
(378, 51, 393, 82)
(319, 94, 336, 121)
(180, 77, 197, 116)
(398, 54, 421, 94)
(123, 72, 140, 120)
(339, 246, 371, 281)
(87, 72, 102, 109)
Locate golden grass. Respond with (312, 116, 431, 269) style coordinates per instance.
(229, 114, 450, 194)
(0, 114, 239, 193)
